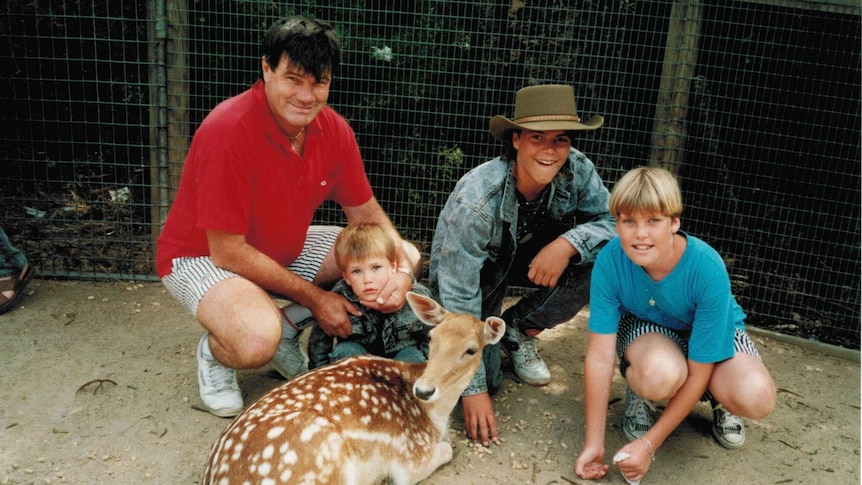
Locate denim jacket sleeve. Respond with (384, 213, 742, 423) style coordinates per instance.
(556, 149, 616, 263)
(429, 163, 504, 320)
(462, 359, 490, 396)
(431, 160, 513, 395)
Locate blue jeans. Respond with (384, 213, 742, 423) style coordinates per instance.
(329, 341, 427, 364)
(477, 228, 593, 393)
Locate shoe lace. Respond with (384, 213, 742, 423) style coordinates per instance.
(626, 392, 656, 430)
(715, 407, 743, 433)
(204, 359, 236, 392)
(520, 336, 542, 364)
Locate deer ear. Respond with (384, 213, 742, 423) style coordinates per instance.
(406, 291, 448, 326)
(483, 317, 506, 345)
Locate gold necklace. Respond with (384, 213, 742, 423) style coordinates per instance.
(288, 127, 305, 152)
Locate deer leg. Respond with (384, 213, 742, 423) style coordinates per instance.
(395, 440, 453, 485)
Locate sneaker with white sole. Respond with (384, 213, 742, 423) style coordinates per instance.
(623, 387, 657, 441)
(270, 325, 309, 380)
(196, 334, 243, 417)
(503, 326, 551, 386)
(712, 404, 746, 449)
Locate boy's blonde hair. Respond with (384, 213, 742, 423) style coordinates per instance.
(334, 222, 397, 272)
(609, 166, 683, 219)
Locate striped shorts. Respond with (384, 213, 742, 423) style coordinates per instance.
(161, 226, 342, 316)
(616, 312, 761, 378)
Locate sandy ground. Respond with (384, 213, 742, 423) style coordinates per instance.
(1, 279, 859, 485)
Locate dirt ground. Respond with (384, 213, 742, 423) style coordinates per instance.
(1, 279, 859, 485)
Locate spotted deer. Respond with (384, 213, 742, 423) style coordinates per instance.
(202, 291, 505, 485)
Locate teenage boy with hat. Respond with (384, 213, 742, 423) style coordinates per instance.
(430, 84, 616, 446)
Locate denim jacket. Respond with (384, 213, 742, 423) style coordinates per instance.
(429, 148, 616, 394)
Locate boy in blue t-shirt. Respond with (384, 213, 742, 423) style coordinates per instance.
(574, 167, 776, 484)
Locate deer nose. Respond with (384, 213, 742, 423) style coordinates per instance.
(413, 384, 436, 401)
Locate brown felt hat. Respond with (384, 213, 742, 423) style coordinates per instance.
(489, 84, 604, 141)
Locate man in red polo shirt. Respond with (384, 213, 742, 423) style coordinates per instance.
(156, 16, 420, 417)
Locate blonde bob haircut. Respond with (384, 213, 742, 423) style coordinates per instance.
(609, 166, 683, 219)
(334, 222, 397, 272)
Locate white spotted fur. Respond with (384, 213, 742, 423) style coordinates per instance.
(202, 291, 505, 485)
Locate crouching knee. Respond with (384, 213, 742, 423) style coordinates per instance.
(747, 376, 777, 419)
(212, 330, 281, 369)
(731, 373, 777, 420)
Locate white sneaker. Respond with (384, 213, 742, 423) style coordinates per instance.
(504, 326, 551, 386)
(712, 404, 746, 449)
(196, 334, 243, 417)
(270, 325, 308, 379)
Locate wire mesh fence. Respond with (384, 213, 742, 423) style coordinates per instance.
(1, 0, 859, 349)
(2, 1, 153, 278)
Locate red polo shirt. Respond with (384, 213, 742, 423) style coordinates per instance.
(156, 80, 373, 277)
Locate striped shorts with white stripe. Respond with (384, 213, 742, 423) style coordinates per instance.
(162, 225, 342, 316)
(616, 312, 762, 378)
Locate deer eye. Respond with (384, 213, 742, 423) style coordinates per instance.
(465, 348, 477, 356)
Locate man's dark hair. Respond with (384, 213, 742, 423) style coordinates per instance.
(262, 16, 340, 82)
(501, 130, 518, 161)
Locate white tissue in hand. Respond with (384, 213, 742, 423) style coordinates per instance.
(613, 451, 630, 463)
(612, 452, 639, 485)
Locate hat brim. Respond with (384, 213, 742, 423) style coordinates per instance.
(489, 115, 604, 141)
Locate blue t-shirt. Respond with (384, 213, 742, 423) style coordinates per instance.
(589, 232, 746, 364)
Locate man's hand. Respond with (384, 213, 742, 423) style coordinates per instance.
(528, 238, 578, 288)
(341, 196, 421, 315)
(360, 270, 411, 314)
(461, 392, 498, 446)
(308, 291, 360, 339)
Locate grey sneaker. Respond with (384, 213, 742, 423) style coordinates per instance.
(503, 326, 550, 386)
(196, 334, 243, 417)
(712, 404, 746, 449)
(270, 324, 309, 379)
(623, 387, 657, 441)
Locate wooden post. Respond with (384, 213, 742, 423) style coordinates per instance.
(166, 0, 188, 211)
(648, 0, 703, 174)
(148, 0, 167, 262)
(149, 0, 188, 265)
